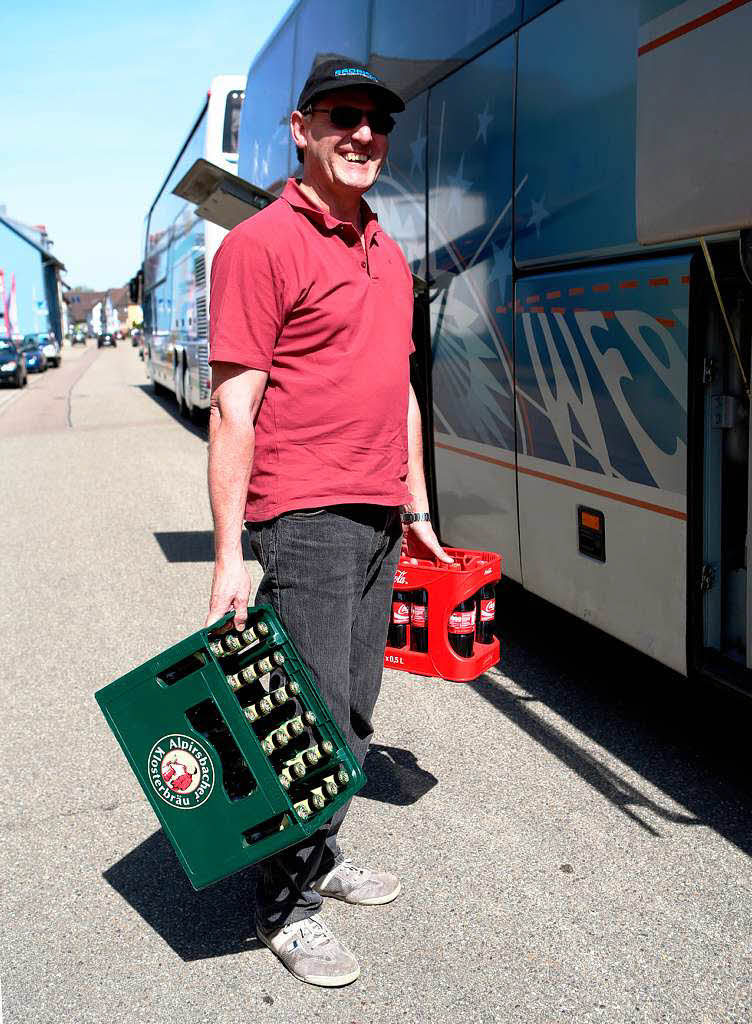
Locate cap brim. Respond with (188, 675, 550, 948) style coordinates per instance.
(298, 80, 405, 114)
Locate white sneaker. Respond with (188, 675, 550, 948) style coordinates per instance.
(314, 857, 402, 905)
(256, 914, 360, 987)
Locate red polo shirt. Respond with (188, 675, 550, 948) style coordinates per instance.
(209, 177, 414, 522)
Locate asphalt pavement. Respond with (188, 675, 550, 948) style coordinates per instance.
(1, 344, 751, 1024)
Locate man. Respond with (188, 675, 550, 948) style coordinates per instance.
(206, 60, 450, 987)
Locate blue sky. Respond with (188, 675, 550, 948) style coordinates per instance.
(1, 0, 292, 289)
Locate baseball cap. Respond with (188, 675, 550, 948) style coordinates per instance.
(296, 59, 405, 114)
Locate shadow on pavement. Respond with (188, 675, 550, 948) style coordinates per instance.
(133, 383, 208, 441)
(154, 530, 255, 563)
(476, 582, 752, 853)
(103, 830, 261, 961)
(359, 743, 438, 805)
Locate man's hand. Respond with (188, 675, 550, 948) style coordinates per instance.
(401, 520, 454, 564)
(205, 557, 252, 632)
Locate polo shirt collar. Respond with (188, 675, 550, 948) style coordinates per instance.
(281, 177, 381, 243)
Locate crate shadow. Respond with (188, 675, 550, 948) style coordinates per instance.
(103, 830, 261, 962)
(359, 743, 437, 805)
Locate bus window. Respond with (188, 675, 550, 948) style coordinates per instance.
(223, 90, 244, 154)
(292, 0, 368, 110)
(370, 0, 520, 100)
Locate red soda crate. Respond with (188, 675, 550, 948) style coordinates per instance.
(383, 547, 501, 681)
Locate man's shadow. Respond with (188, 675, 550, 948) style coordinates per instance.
(103, 743, 435, 961)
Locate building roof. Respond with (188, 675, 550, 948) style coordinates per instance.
(0, 214, 66, 271)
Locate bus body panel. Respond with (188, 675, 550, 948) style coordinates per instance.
(517, 454, 687, 672)
(515, 254, 690, 670)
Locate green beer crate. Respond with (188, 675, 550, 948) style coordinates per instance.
(95, 606, 365, 890)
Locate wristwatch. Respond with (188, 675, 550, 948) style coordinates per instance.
(400, 512, 431, 525)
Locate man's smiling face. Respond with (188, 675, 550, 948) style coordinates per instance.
(296, 87, 390, 201)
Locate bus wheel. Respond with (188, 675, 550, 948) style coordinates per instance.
(182, 363, 195, 420)
(176, 362, 189, 418)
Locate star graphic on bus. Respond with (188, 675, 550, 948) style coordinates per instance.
(527, 195, 550, 238)
(488, 235, 512, 300)
(447, 154, 472, 218)
(476, 101, 493, 144)
(410, 119, 427, 177)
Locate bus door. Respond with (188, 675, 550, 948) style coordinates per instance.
(689, 244, 752, 694)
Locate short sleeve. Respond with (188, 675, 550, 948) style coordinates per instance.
(209, 223, 285, 370)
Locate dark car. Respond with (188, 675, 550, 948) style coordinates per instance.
(19, 337, 47, 372)
(71, 328, 87, 345)
(97, 333, 117, 348)
(25, 332, 61, 367)
(0, 337, 27, 388)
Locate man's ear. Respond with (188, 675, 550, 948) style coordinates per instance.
(290, 110, 307, 154)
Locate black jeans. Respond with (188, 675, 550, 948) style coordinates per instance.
(246, 504, 402, 929)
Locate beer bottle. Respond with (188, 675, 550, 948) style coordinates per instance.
(277, 716, 306, 740)
(335, 768, 349, 787)
(409, 589, 429, 652)
(294, 799, 312, 819)
(308, 789, 327, 810)
(448, 599, 476, 658)
(476, 584, 496, 644)
(278, 773, 291, 790)
(270, 681, 299, 705)
(387, 590, 410, 649)
(209, 620, 270, 657)
(243, 695, 275, 723)
(301, 740, 334, 767)
(322, 775, 339, 798)
(226, 652, 285, 690)
(279, 760, 306, 785)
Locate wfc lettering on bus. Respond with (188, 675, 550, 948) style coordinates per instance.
(516, 303, 688, 495)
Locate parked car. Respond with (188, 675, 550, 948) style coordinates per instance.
(25, 332, 61, 367)
(71, 329, 87, 345)
(19, 337, 47, 372)
(0, 337, 27, 388)
(97, 333, 117, 348)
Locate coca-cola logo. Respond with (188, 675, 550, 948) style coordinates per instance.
(394, 569, 408, 585)
(392, 602, 410, 623)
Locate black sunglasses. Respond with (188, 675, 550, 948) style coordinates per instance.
(307, 105, 396, 135)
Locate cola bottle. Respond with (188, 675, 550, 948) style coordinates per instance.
(409, 589, 428, 652)
(448, 598, 476, 658)
(476, 584, 496, 644)
(387, 590, 411, 648)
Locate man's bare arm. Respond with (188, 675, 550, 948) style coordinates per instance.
(403, 384, 453, 563)
(205, 362, 269, 630)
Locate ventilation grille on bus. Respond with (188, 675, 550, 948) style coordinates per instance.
(196, 296, 208, 338)
(198, 344, 210, 394)
(193, 253, 207, 290)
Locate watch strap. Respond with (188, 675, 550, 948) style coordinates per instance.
(400, 512, 431, 525)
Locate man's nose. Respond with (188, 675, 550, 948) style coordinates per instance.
(351, 119, 373, 144)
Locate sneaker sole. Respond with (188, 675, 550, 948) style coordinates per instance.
(255, 927, 361, 987)
(318, 879, 402, 906)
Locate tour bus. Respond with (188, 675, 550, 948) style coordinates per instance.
(142, 75, 245, 416)
(188, 1, 752, 697)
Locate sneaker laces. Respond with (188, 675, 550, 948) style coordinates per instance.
(284, 915, 331, 951)
(334, 857, 367, 882)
